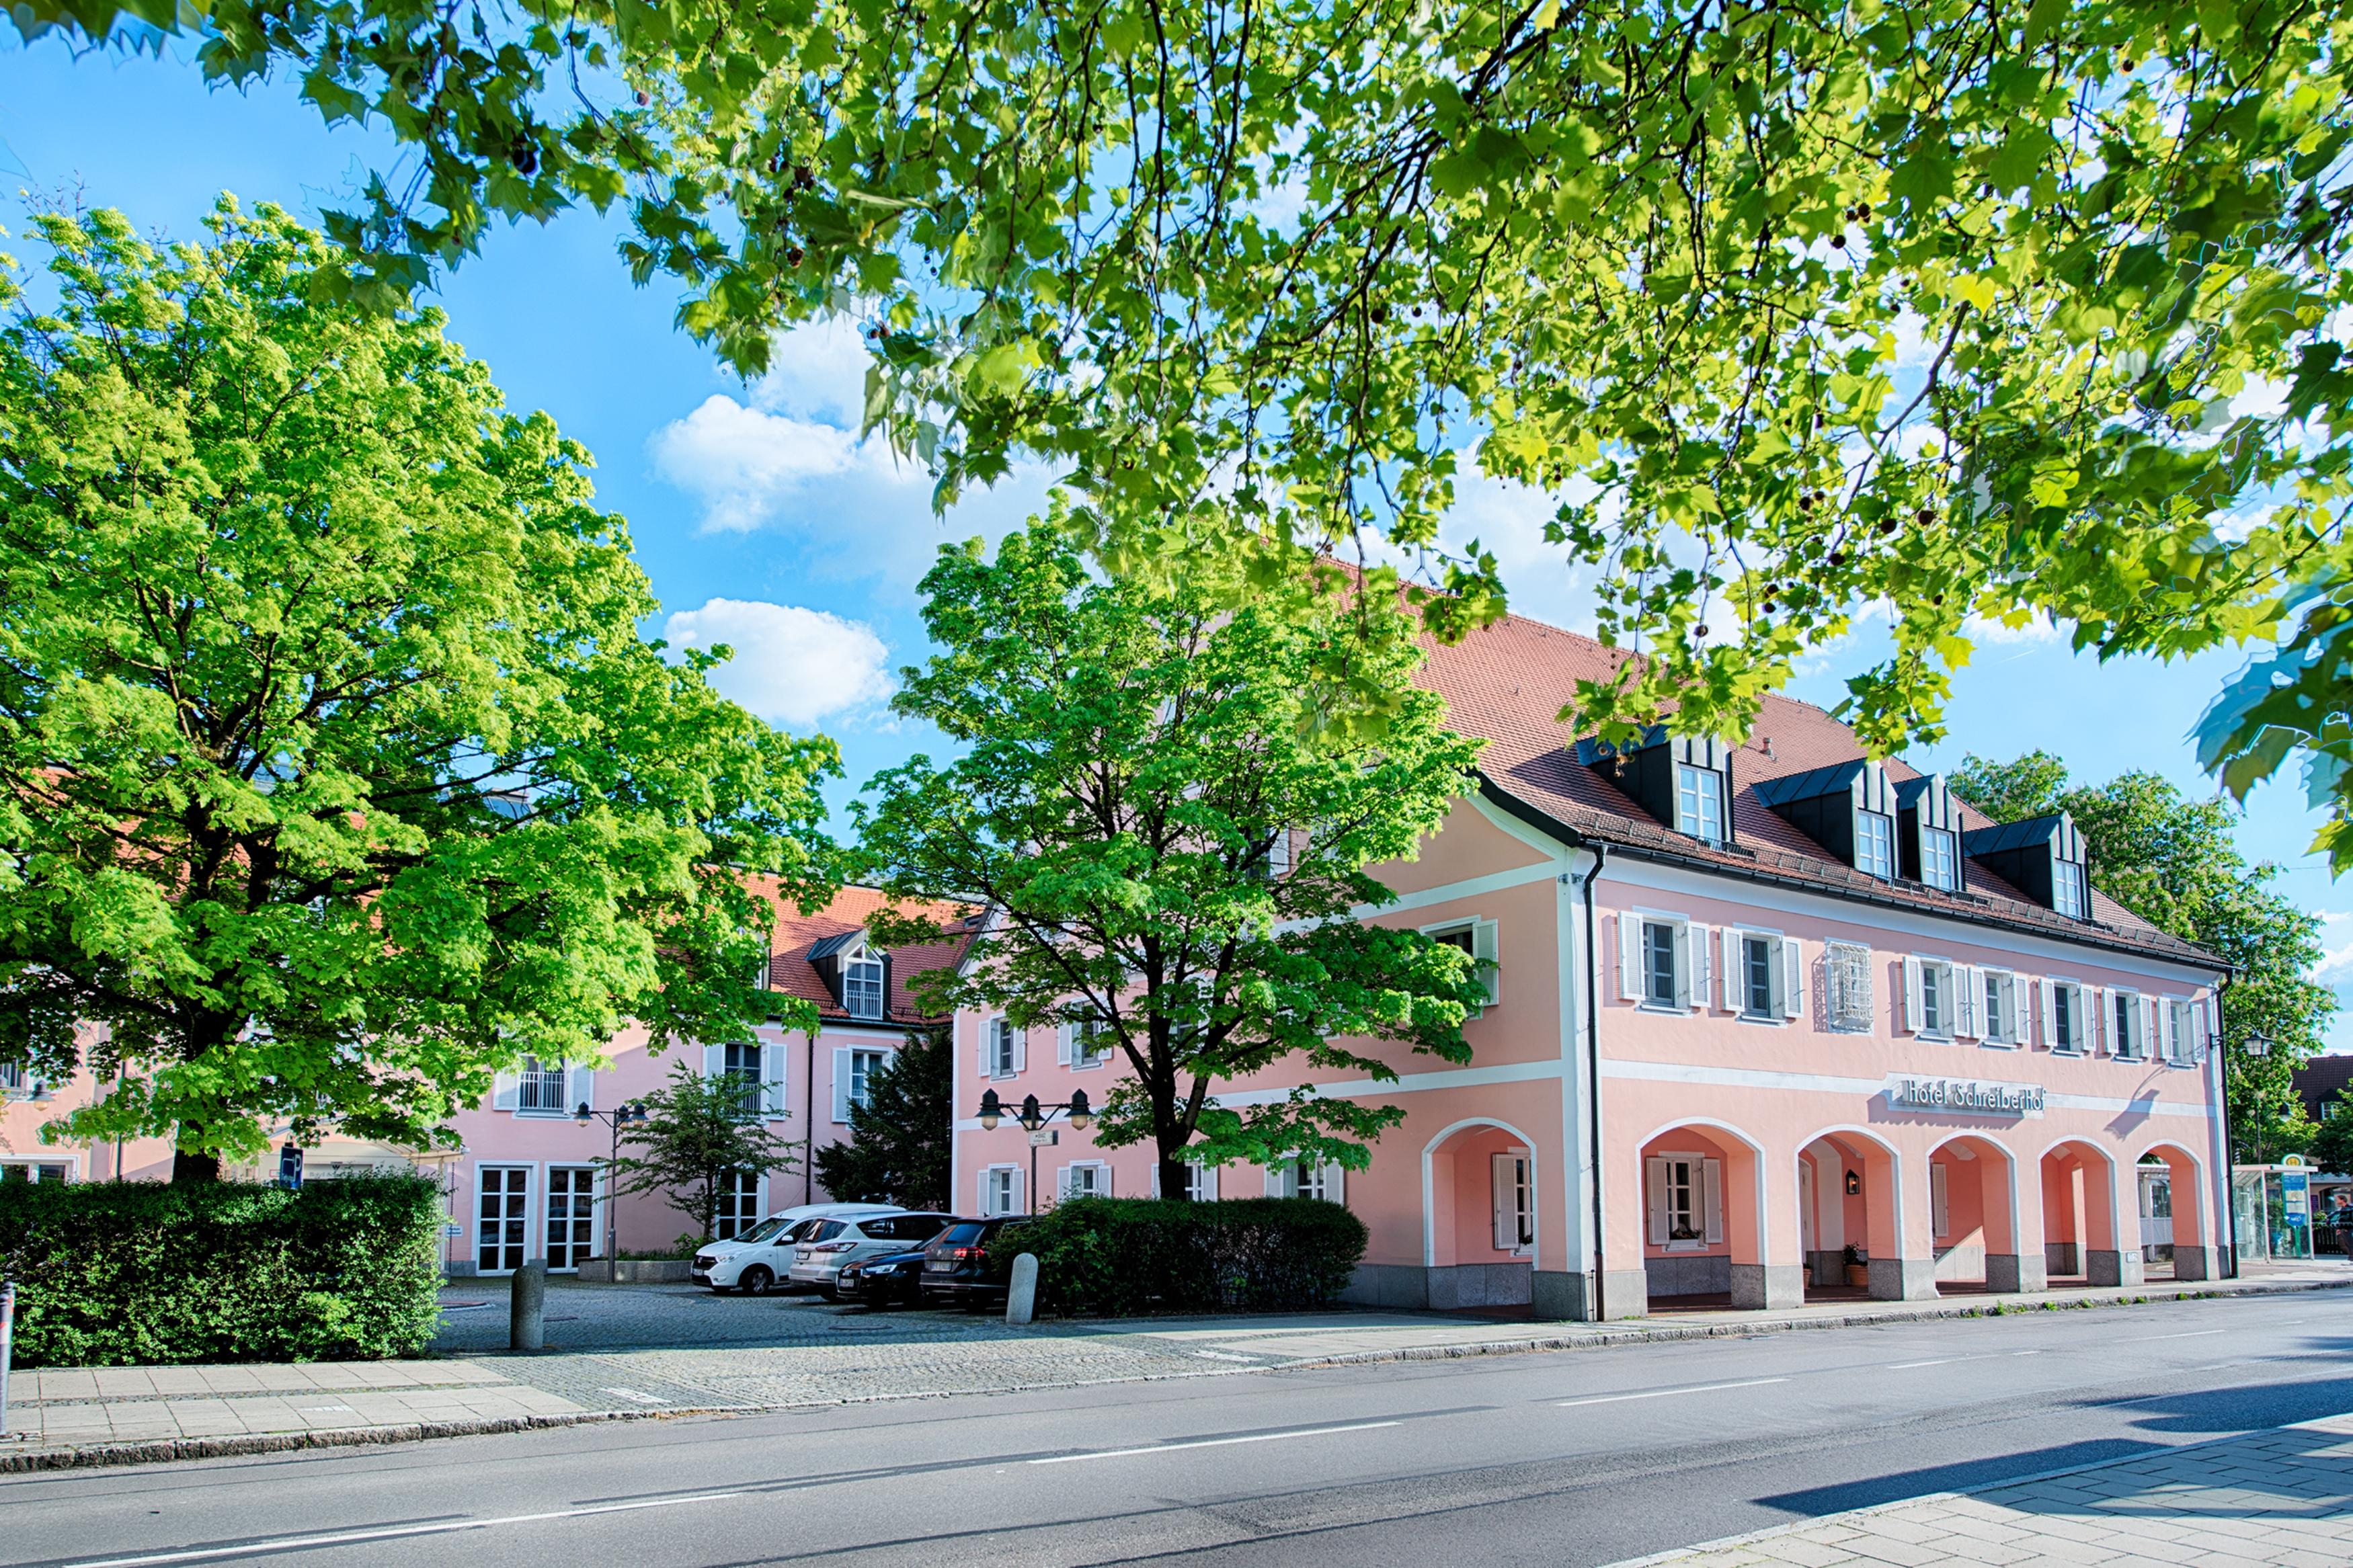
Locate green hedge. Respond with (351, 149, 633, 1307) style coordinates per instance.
(990, 1196, 1367, 1317)
(0, 1175, 445, 1368)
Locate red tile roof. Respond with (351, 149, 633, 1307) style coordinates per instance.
(1417, 612, 2219, 968)
(746, 880, 975, 1026)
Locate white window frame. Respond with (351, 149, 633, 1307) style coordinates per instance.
(1856, 810, 1896, 880)
(842, 950, 886, 1021)
(1718, 926, 1799, 1022)
(1423, 915, 1501, 1010)
(2052, 860, 2089, 919)
(984, 1016, 1022, 1079)
(1979, 968, 2021, 1048)
(2163, 997, 2198, 1067)
(0, 1158, 74, 1184)
(1825, 940, 1875, 1034)
(0, 1061, 24, 1096)
(2046, 978, 2087, 1055)
(1062, 1014, 1115, 1070)
(1903, 955, 1958, 1040)
(1675, 763, 1726, 845)
(514, 1055, 570, 1116)
(1267, 1157, 1346, 1205)
(1919, 826, 1960, 891)
(474, 1164, 533, 1276)
(981, 1163, 1023, 1217)
(1057, 1161, 1113, 1204)
(544, 1164, 600, 1271)
(846, 1046, 887, 1112)
(2106, 987, 2146, 1061)
(1644, 1150, 1723, 1251)
(1626, 911, 1705, 1013)
(1492, 1150, 1534, 1253)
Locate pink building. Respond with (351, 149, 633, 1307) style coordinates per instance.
(1, 885, 971, 1280)
(951, 612, 2232, 1320)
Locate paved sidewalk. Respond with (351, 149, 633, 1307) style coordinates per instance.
(1610, 1411, 2353, 1567)
(4, 1265, 2348, 1471)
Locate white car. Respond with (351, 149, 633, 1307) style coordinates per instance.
(790, 1211, 958, 1296)
(693, 1203, 900, 1295)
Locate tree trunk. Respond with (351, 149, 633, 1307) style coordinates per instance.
(173, 1147, 223, 1183)
(1158, 1155, 1194, 1202)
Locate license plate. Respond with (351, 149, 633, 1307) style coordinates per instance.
(925, 1260, 951, 1272)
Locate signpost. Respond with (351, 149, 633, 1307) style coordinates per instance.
(277, 1142, 304, 1191)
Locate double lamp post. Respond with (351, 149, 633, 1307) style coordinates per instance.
(574, 1099, 648, 1268)
(978, 1087, 1091, 1214)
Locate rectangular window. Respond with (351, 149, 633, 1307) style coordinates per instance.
(1743, 934, 1776, 1018)
(843, 955, 885, 1020)
(516, 1056, 568, 1114)
(477, 1167, 531, 1274)
(846, 1047, 886, 1112)
(2052, 860, 2088, 919)
(990, 1018, 1018, 1077)
(1920, 962, 1945, 1036)
(1492, 1152, 1533, 1251)
(1856, 811, 1895, 880)
(1675, 764, 1725, 845)
(1060, 1163, 1110, 1202)
(2054, 983, 2081, 1053)
(1643, 921, 1679, 1007)
(715, 1170, 761, 1241)
(2167, 999, 2198, 1064)
(1919, 827, 1958, 891)
(2112, 991, 2140, 1059)
(1070, 1017, 1113, 1068)
(1187, 1163, 1216, 1202)
(723, 1041, 764, 1116)
(0, 1161, 70, 1184)
(1983, 971, 2012, 1044)
(985, 1166, 1020, 1216)
(545, 1167, 598, 1270)
(1826, 941, 1875, 1032)
(0, 1061, 21, 1093)
(1662, 1157, 1700, 1243)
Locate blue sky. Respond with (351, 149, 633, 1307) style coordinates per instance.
(10, 38, 2351, 1050)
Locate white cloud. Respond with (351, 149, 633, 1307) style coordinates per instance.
(748, 317, 873, 427)
(664, 598, 895, 728)
(649, 395, 860, 534)
(1962, 608, 2065, 646)
(2312, 910, 2353, 982)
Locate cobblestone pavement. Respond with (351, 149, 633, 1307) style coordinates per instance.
(1611, 1413, 2353, 1568)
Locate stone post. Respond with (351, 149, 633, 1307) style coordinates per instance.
(510, 1260, 547, 1351)
(1005, 1252, 1039, 1326)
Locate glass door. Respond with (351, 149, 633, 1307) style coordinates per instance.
(477, 1165, 531, 1274)
(546, 1167, 596, 1271)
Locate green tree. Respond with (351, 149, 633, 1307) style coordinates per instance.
(2311, 1091, 2353, 1180)
(811, 1026, 953, 1210)
(0, 200, 836, 1178)
(856, 524, 1490, 1202)
(23, 0, 2353, 843)
(606, 1061, 799, 1243)
(1950, 753, 2334, 1161)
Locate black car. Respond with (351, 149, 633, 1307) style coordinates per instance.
(918, 1216, 1032, 1309)
(834, 1245, 934, 1307)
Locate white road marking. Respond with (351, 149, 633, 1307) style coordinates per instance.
(1886, 1359, 1958, 1370)
(1192, 1350, 1261, 1363)
(52, 1491, 749, 1568)
(598, 1387, 670, 1405)
(1029, 1420, 1402, 1464)
(1557, 1377, 1788, 1408)
(2141, 1329, 2227, 1342)
(2012, 1350, 2043, 1356)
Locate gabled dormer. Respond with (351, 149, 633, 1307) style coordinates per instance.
(1896, 774, 1965, 892)
(1573, 727, 1735, 847)
(1752, 759, 1901, 880)
(807, 930, 892, 1020)
(1962, 813, 2092, 921)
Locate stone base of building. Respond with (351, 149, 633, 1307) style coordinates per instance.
(1868, 1257, 1939, 1301)
(1340, 1262, 1534, 1311)
(2170, 1245, 2216, 1282)
(2086, 1248, 2145, 1288)
(1731, 1263, 1805, 1309)
(1805, 1251, 1853, 1288)
(1532, 1269, 1597, 1322)
(2046, 1241, 2081, 1276)
(1985, 1252, 2048, 1293)
(1603, 1269, 1652, 1319)
(1644, 1253, 1732, 1298)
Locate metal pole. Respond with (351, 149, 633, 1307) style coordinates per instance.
(1, 1280, 15, 1438)
(604, 1112, 620, 1272)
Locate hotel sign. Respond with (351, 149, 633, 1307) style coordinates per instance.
(1884, 1075, 2045, 1118)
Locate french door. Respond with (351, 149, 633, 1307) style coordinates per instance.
(477, 1165, 532, 1274)
(546, 1166, 598, 1271)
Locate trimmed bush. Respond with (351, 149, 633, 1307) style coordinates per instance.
(991, 1196, 1367, 1317)
(0, 1175, 445, 1368)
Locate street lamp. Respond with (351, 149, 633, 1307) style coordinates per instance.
(976, 1088, 1092, 1212)
(2244, 1032, 2274, 1058)
(575, 1100, 649, 1269)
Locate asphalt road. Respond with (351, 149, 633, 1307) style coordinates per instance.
(9, 1291, 2351, 1568)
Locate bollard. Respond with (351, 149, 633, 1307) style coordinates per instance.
(1004, 1251, 1039, 1327)
(510, 1260, 547, 1352)
(0, 1280, 14, 1438)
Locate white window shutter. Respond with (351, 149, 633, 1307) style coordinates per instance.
(1953, 967, 1977, 1039)
(1473, 919, 1501, 1007)
(1644, 1156, 1670, 1246)
(1012, 1025, 1027, 1073)
(1903, 957, 1924, 1034)
(1931, 1163, 1950, 1239)
(491, 1072, 519, 1112)
(1492, 1153, 1515, 1250)
(979, 1021, 994, 1079)
(2038, 980, 2056, 1048)
(567, 1063, 595, 1114)
(1324, 1163, 1345, 1206)
(1717, 927, 1738, 1012)
(1782, 938, 1804, 1020)
(978, 1168, 992, 1215)
(762, 1042, 788, 1116)
(1264, 1163, 1286, 1198)
(1702, 1157, 1724, 1245)
(1688, 925, 1710, 1012)
(703, 1042, 725, 1079)
(1056, 1023, 1072, 1067)
(2151, 997, 2167, 1061)
(1617, 915, 1640, 1000)
(1056, 1166, 1072, 1202)
(1199, 1165, 1219, 1201)
(830, 1047, 852, 1124)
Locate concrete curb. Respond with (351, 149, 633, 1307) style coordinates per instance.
(6, 1277, 2343, 1473)
(1272, 1277, 2353, 1371)
(1595, 1408, 2353, 1566)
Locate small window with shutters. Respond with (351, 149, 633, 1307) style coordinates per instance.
(2163, 998, 2198, 1065)
(1716, 927, 1800, 1022)
(1644, 1151, 1721, 1251)
(2107, 988, 2145, 1060)
(1903, 957, 1958, 1040)
(1620, 911, 1704, 1014)
(1979, 969, 2020, 1047)
(982, 1016, 1021, 1079)
(1423, 917, 1501, 1011)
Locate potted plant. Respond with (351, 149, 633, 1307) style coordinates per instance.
(1843, 1243, 1869, 1289)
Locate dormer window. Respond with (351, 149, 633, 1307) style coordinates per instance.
(1856, 810, 1895, 880)
(1919, 827, 1958, 891)
(844, 952, 885, 1019)
(1962, 813, 2091, 921)
(1675, 764, 1725, 845)
(2052, 860, 2088, 919)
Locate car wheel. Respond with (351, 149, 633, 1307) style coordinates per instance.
(740, 1266, 774, 1296)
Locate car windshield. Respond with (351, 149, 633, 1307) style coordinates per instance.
(736, 1217, 791, 1245)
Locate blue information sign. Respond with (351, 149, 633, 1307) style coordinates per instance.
(278, 1142, 303, 1192)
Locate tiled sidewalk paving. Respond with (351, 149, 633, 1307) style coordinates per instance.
(1609, 1413, 2353, 1568)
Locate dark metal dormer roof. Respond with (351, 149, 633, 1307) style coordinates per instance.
(1751, 759, 1873, 808)
(805, 930, 869, 962)
(1962, 813, 2084, 860)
